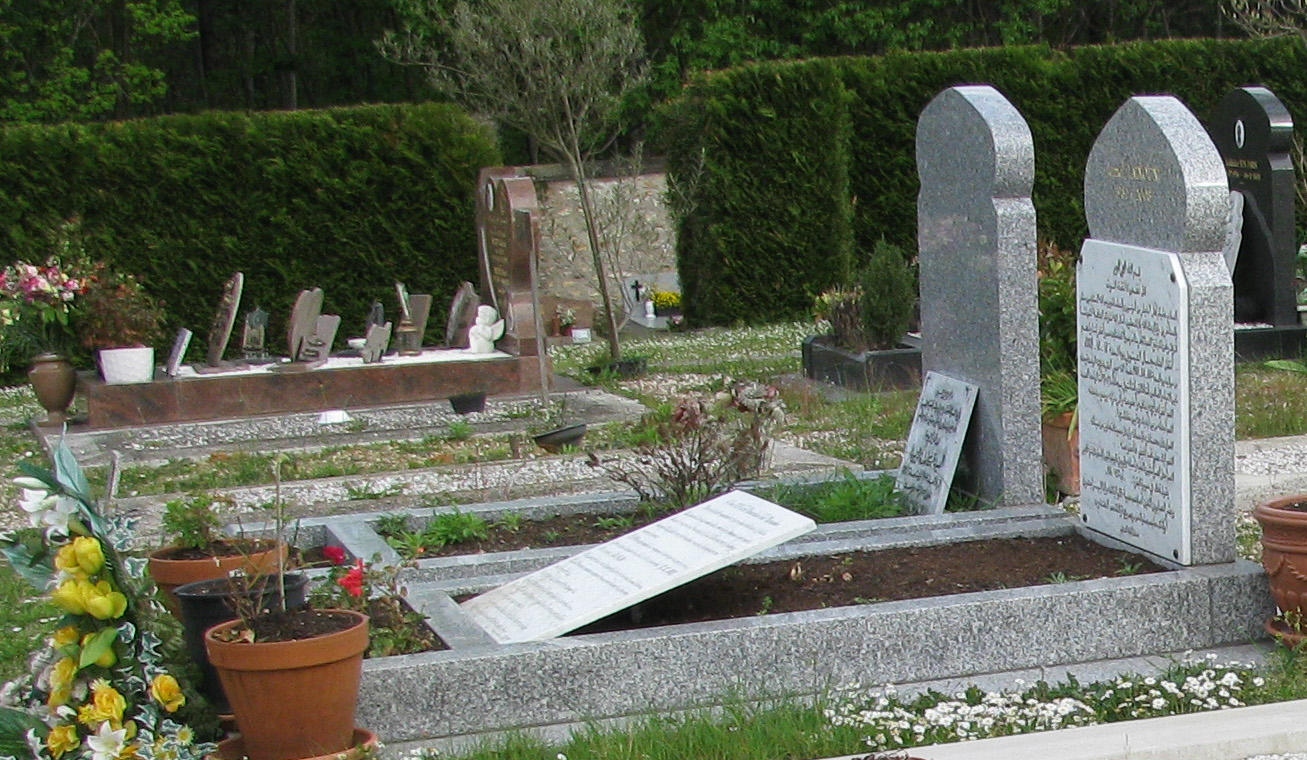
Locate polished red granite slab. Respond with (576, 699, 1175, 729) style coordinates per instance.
(82, 354, 546, 429)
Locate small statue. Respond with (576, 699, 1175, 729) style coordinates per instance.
(467, 305, 505, 353)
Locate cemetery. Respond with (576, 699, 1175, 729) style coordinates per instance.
(12, 10, 1307, 760)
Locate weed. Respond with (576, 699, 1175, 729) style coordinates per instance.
(494, 513, 524, 532)
(755, 596, 774, 616)
(447, 419, 473, 441)
(593, 515, 634, 530)
(385, 531, 429, 561)
(1115, 558, 1143, 576)
(1044, 571, 1089, 584)
(761, 471, 903, 523)
(424, 510, 490, 546)
(541, 530, 562, 543)
(373, 513, 410, 537)
(345, 482, 405, 501)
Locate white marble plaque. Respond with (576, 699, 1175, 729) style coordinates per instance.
(1077, 238, 1191, 563)
(460, 491, 816, 643)
(895, 371, 978, 515)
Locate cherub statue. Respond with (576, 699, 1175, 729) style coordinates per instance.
(466, 304, 505, 353)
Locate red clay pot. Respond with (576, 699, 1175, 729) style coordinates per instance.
(1253, 495, 1307, 616)
(205, 609, 369, 760)
(214, 728, 377, 760)
(148, 540, 286, 617)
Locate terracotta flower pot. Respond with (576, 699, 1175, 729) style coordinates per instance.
(1253, 495, 1307, 616)
(1041, 412, 1080, 496)
(214, 728, 377, 760)
(148, 540, 286, 617)
(28, 353, 77, 427)
(205, 609, 369, 760)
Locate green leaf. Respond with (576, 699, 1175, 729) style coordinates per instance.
(1265, 359, 1307, 375)
(0, 539, 53, 591)
(78, 627, 117, 669)
(0, 705, 47, 758)
(52, 439, 90, 503)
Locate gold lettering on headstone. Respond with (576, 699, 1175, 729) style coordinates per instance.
(1106, 164, 1161, 203)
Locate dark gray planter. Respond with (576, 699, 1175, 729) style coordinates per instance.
(801, 334, 922, 391)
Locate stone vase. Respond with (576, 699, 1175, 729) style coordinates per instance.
(28, 353, 77, 427)
(1253, 495, 1307, 619)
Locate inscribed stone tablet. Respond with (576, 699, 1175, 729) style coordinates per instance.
(895, 371, 978, 515)
(461, 491, 816, 643)
(206, 273, 243, 366)
(288, 288, 324, 360)
(1077, 239, 1191, 564)
(164, 328, 192, 377)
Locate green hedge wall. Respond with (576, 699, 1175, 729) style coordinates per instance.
(0, 104, 500, 355)
(660, 37, 1307, 325)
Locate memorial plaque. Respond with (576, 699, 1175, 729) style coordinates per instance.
(1078, 95, 1233, 566)
(916, 85, 1042, 507)
(288, 288, 324, 361)
(1078, 240, 1190, 561)
(361, 321, 392, 363)
(206, 272, 243, 366)
(895, 371, 978, 515)
(164, 328, 193, 377)
(298, 314, 341, 362)
(461, 490, 816, 643)
(409, 294, 433, 348)
(445, 282, 480, 348)
(1209, 87, 1296, 326)
(242, 306, 268, 361)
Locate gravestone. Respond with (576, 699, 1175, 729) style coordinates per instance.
(164, 328, 192, 377)
(205, 273, 243, 366)
(895, 371, 979, 515)
(298, 314, 341, 363)
(288, 288, 324, 361)
(1079, 95, 1234, 566)
(461, 490, 816, 643)
(409, 294, 433, 348)
(360, 321, 392, 363)
(242, 306, 268, 362)
(445, 282, 480, 349)
(1208, 86, 1304, 358)
(915, 85, 1043, 507)
(365, 302, 385, 334)
(476, 167, 542, 355)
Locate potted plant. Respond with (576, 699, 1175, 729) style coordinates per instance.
(1038, 241, 1080, 496)
(1252, 495, 1307, 646)
(529, 399, 587, 453)
(0, 223, 92, 425)
(147, 493, 285, 616)
(76, 261, 165, 384)
(552, 304, 576, 336)
(203, 462, 371, 760)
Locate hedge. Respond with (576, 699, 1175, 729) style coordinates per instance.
(659, 37, 1307, 325)
(0, 103, 501, 355)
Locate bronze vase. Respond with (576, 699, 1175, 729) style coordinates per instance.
(27, 353, 76, 427)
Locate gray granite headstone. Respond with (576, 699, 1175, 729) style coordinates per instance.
(361, 321, 392, 363)
(409, 294, 433, 348)
(445, 282, 480, 349)
(915, 85, 1043, 507)
(895, 371, 979, 515)
(1209, 86, 1297, 327)
(461, 490, 815, 643)
(164, 328, 192, 377)
(298, 314, 341, 363)
(288, 288, 324, 361)
(206, 272, 243, 366)
(365, 301, 385, 333)
(1079, 95, 1233, 566)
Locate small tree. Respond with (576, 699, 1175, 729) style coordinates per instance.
(1224, 0, 1307, 44)
(380, 0, 647, 362)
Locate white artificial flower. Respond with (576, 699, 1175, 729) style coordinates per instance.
(18, 490, 78, 536)
(87, 722, 127, 760)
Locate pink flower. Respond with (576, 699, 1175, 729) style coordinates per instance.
(322, 545, 347, 566)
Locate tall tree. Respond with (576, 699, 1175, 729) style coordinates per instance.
(0, 0, 194, 123)
(380, 0, 647, 362)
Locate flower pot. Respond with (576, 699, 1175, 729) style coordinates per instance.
(449, 392, 487, 415)
(1041, 412, 1080, 496)
(98, 346, 155, 384)
(205, 609, 369, 760)
(214, 728, 377, 760)
(533, 423, 587, 453)
(585, 357, 648, 380)
(148, 540, 286, 617)
(175, 573, 309, 714)
(28, 353, 77, 427)
(1253, 495, 1307, 617)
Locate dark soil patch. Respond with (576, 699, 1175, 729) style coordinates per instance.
(403, 510, 663, 557)
(231, 608, 362, 643)
(565, 534, 1163, 635)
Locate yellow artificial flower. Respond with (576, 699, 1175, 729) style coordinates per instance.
(174, 726, 193, 746)
(50, 657, 78, 692)
(46, 724, 79, 759)
(54, 545, 87, 580)
(51, 625, 80, 649)
(84, 581, 127, 621)
(52, 579, 94, 615)
(78, 680, 126, 727)
(148, 674, 185, 713)
(80, 633, 117, 668)
(72, 536, 105, 576)
(46, 687, 70, 709)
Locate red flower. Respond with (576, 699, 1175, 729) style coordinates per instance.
(338, 560, 365, 598)
(322, 545, 347, 566)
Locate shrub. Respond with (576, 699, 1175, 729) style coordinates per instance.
(860, 239, 915, 350)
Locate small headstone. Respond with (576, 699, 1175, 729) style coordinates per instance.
(895, 371, 979, 515)
(206, 273, 243, 366)
(242, 306, 269, 362)
(1078, 95, 1233, 566)
(476, 169, 543, 354)
(164, 328, 193, 377)
(365, 301, 385, 333)
(1209, 87, 1296, 326)
(460, 490, 816, 643)
(445, 282, 480, 348)
(298, 314, 341, 363)
(288, 288, 324, 361)
(360, 321, 392, 363)
(916, 85, 1043, 507)
(409, 294, 433, 348)
(467, 305, 504, 353)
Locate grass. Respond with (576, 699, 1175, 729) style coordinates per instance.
(1237, 361, 1307, 439)
(0, 561, 58, 684)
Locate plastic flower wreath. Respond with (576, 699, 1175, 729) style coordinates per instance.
(0, 440, 221, 760)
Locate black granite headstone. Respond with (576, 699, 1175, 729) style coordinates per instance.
(1209, 86, 1296, 326)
